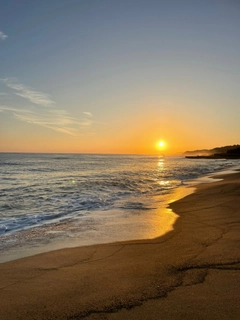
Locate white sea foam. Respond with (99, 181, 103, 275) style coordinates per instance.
(0, 153, 239, 262)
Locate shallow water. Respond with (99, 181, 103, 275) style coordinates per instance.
(0, 153, 239, 262)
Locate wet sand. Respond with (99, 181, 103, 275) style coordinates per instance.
(0, 171, 240, 320)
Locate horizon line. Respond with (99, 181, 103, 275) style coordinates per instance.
(0, 151, 182, 156)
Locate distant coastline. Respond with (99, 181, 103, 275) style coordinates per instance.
(185, 154, 240, 159)
(184, 145, 240, 159)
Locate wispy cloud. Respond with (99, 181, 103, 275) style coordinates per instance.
(0, 31, 8, 40)
(0, 104, 80, 136)
(3, 79, 55, 107)
(0, 105, 28, 113)
(80, 112, 93, 127)
(83, 112, 93, 117)
(0, 79, 95, 136)
(13, 111, 79, 136)
(80, 120, 93, 127)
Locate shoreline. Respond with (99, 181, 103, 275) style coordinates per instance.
(0, 184, 191, 264)
(0, 169, 240, 319)
(0, 166, 238, 264)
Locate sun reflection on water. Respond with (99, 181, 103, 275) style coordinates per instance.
(159, 180, 169, 186)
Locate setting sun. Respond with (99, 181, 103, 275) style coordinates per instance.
(155, 140, 167, 153)
(158, 141, 165, 148)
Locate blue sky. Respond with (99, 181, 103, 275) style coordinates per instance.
(0, 0, 240, 153)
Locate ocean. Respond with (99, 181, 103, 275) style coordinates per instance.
(0, 153, 239, 262)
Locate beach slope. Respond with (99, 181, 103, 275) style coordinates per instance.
(0, 172, 240, 320)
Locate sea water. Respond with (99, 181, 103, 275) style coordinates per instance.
(0, 153, 239, 262)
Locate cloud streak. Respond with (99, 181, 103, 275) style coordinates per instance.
(0, 80, 95, 136)
(4, 80, 55, 107)
(83, 112, 93, 117)
(0, 104, 81, 136)
(80, 111, 93, 127)
(0, 31, 8, 40)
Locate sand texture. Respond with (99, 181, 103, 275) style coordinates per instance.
(0, 171, 240, 320)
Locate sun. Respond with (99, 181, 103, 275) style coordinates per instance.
(158, 141, 165, 148)
(155, 140, 167, 153)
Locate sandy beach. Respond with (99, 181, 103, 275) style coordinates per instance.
(0, 171, 240, 320)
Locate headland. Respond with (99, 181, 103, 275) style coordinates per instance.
(185, 145, 240, 159)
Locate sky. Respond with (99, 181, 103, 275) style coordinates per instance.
(0, 0, 239, 155)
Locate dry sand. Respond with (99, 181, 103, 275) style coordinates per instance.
(0, 171, 240, 320)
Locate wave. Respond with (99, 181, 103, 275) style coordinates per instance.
(0, 154, 239, 237)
